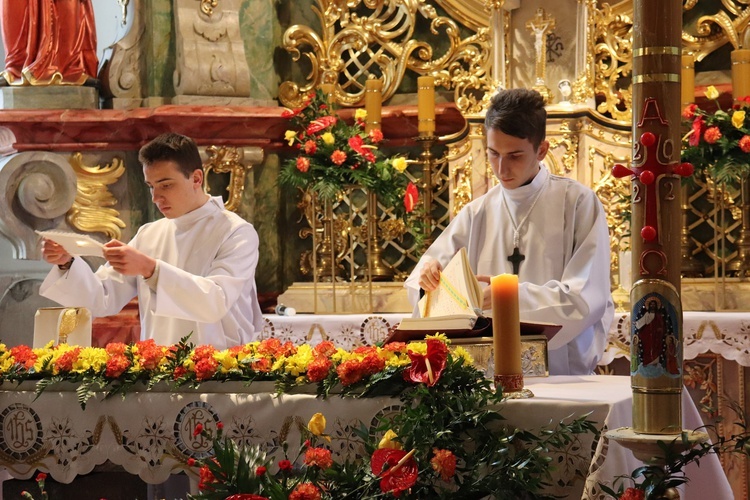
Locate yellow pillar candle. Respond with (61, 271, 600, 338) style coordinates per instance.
(364, 77, 383, 133)
(417, 76, 436, 136)
(491, 274, 522, 376)
(681, 53, 695, 109)
(732, 49, 750, 102)
(321, 83, 335, 103)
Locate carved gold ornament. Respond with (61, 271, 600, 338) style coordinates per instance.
(279, 0, 493, 115)
(67, 154, 126, 240)
(683, 1, 750, 59)
(200, 0, 219, 16)
(202, 146, 253, 213)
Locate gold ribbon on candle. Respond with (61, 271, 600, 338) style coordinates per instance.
(417, 76, 436, 136)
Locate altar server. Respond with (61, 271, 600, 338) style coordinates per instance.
(41, 133, 263, 349)
(405, 88, 614, 375)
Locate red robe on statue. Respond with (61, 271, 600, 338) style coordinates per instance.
(0, 0, 97, 86)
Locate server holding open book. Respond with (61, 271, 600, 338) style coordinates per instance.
(403, 89, 614, 376)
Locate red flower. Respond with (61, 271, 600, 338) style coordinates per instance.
(193, 424, 204, 437)
(304, 447, 333, 469)
(289, 483, 321, 500)
(619, 487, 645, 500)
(187, 458, 196, 467)
(331, 150, 347, 165)
(403, 338, 449, 387)
(704, 126, 722, 144)
(36, 472, 47, 482)
(216, 422, 224, 431)
(255, 465, 267, 476)
(225, 495, 269, 500)
(404, 182, 418, 213)
(278, 459, 293, 471)
(296, 156, 310, 173)
(739, 135, 750, 153)
(348, 135, 366, 155)
(371, 449, 418, 496)
(681, 103, 698, 120)
(303, 140, 317, 155)
(689, 117, 705, 147)
(198, 464, 217, 491)
(369, 128, 384, 143)
(307, 115, 337, 135)
(430, 448, 457, 481)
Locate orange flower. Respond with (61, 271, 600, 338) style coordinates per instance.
(681, 103, 698, 120)
(10, 345, 37, 369)
(331, 150, 347, 165)
(740, 135, 750, 153)
(105, 354, 130, 378)
(296, 156, 310, 173)
(703, 126, 722, 144)
(430, 448, 457, 481)
(304, 447, 333, 469)
(369, 128, 384, 143)
(306, 357, 332, 382)
(619, 487, 645, 500)
(289, 483, 321, 500)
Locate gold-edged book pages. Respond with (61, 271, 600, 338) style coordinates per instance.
(417, 247, 483, 319)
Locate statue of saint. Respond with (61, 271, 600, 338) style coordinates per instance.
(0, 0, 98, 86)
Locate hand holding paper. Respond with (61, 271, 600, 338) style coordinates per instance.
(38, 230, 104, 258)
(103, 239, 157, 278)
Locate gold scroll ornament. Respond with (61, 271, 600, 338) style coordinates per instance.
(57, 308, 80, 344)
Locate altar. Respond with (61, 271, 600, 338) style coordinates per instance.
(0, 376, 731, 500)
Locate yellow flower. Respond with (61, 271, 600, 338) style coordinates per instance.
(732, 110, 746, 129)
(73, 347, 108, 373)
(321, 132, 335, 145)
(705, 85, 719, 100)
(285, 130, 297, 146)
(215, 350, 238, 373)
(308, 413, 327, 436)
(392, 157, 408, 173)
(451, 346, 474, 366)
(378, 430, 402, 450)
(355, 109, 367, 121)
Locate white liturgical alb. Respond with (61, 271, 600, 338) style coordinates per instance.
(405, 166, 614, 375)
(41, 196, 264, 349)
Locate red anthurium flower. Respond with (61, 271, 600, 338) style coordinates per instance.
(689, 117, 705, 147)
(403, 338, 448, 386)
(618, 487, 645, 500)
(348, 135, 366, 155)
(371, 448, 418, 496)
(404, 182, 418, 213)
(307, 115, 337, 135)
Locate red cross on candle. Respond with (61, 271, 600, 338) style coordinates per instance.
(612, 98, 694, 244)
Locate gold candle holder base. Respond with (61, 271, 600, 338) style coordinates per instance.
(606, 427, 708, 463)
(494, 374, 534, 398)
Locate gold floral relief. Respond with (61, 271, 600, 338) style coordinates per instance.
(279, 0, 493, 115)
(682, 1, 750, 60)
(66, 153, 126, 240)
(592, 2, 633, 124)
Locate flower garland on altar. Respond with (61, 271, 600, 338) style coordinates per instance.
(682, 85, 750, 186)
(0, 335, 598, 499)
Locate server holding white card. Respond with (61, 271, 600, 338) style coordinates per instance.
(405, 89, 614, 375)
(39, 133, 264, 349)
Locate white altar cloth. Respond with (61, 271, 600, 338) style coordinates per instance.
(262, 311, 750, 366)
(0, 376, 730, 500)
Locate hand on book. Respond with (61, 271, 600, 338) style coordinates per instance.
(418, 259, 443, 291)
(476, 275, 492, 311)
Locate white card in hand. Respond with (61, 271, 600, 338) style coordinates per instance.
(37, 230, 105, 258)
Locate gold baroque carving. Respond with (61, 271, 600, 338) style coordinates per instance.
(279, 0, 493, 115)
(571, 0, 596, 103)
(593, 2, 633, 124)
(67, 153, 126, 240)
(200, 0, 219, 16)
(547, 121, 579, 175)
(202, 146, 251, 213)
(683, 1, 750, 59)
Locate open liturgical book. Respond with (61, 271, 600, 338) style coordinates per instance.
(395, 248, 561, 341)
